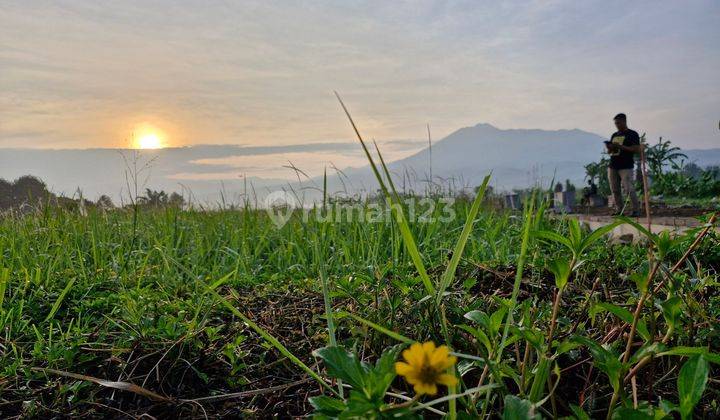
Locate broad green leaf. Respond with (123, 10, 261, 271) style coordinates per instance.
(533, 229, 573, 250)
(568, 218, 582, 249)
(368, 345, 402, 399)
(555, 339, 581, 356)
(309, 396, 346, 416)
(457, 324, 493, 355)
(503, 395, 541, 420)
(313, 346, 367, 390)
(571, 336, 623, 392)
(593, 302, 651, 342)
(490, 306, 509, 337)
(510, 326, 545, 351)
(528, 356, 551, 403)
(616, 216, 655, 244)
(678, 354, 709, 420)
(629, 342, 667, 364)
(655, 231, 675, 260)
(630, 270, 650, 294)
(569, 404, 591, 420)
(658, 347, 720, 364)
(611, 407, 654, 420)
(547, 258, 572, 289)
(465, 310, 491, 332)
(579, 220, 621, 253)
(660, 296, 682, 334)
(344, 389, 378, 417)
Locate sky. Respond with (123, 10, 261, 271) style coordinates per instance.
(1, 0, 719, 156)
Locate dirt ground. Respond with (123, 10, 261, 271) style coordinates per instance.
(571, 204, 714, 218)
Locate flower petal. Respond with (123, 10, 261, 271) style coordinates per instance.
(424, 383, 438, 395)
(394, 361, 413, 376)
(413, 383, 428, 395)
(404, 373, 421, 385)
(437, 373, 458, 387)
(414, 382, 437, 395)
(421, 341, 436, 355)
(402, 343, 425, 367)
(438, 355, 457, 371)
(430, 345, 450, 367)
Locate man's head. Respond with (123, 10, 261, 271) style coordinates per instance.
(614, 113, 628, 131)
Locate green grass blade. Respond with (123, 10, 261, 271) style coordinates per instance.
(209, 288, 338, 396)
(338, 311, 413, 344)
(0, 268, 8, 311)
(498, 193, 535, 356)
(45, 278, 75, 322)
(372, 140, 435, 295)
(335, 92, 434, 295)
(436, 174, 491, 305)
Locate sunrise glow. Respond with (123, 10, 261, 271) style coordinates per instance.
(135, 133, 164, 149)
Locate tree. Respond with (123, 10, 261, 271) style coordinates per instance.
(168, 192, 185, 208)
(139, 188, 168, 207)
(12, 175, 50, 205)
(96, 195, 115, 209)
(564, 179, 576, 192)
(584, 157, 610, 196)
(645, 137, 687, 180)
(680, 162, 702, 179)
(0, 179, 12, 209)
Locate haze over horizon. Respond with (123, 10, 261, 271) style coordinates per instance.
(2, 0, 719, 156)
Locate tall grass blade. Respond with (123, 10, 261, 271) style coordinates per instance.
(498, 193, 535, 355)
(436, 174, 491, 304)
(335, 92, 434, 295)
(45, 278, 76, 322)
(372, 139, 435, 295)
(0, 268, 8, 311)
(209, 288, 338, 396)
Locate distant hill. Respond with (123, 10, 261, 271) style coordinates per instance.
(0, 146, 288, 204)
(683, 148, 720, 168)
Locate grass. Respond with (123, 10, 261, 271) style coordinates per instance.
(0, 197, 717, 417)
(1, 99, 719, 417)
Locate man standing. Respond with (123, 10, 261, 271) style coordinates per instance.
(606, 113, 641, 216)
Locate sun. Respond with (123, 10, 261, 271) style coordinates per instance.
(136, 133, 163, 149)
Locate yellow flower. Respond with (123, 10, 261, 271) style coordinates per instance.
(394, 341, 458, 395)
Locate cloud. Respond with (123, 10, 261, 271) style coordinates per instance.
(0, 0, 718, 151)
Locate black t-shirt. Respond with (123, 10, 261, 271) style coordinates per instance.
(608, 129, 639, 169)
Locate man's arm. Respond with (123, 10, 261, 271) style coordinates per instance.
(619, 132, 642, 153)
(618, 143, 642, 153)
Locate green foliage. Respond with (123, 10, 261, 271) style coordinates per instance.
(0, 176, 716, 417)
(311, 345, 407, 418)
(502, 395, 541, 420)
(547, 258, 571, 289)
(677, 355, 709, 420)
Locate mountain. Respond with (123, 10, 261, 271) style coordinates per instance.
(321, 123, 608, 195)
(388, 123, 605, 190)
(683, 148, 720, 168)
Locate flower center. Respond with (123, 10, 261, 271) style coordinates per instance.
(418, 364, 440, 384)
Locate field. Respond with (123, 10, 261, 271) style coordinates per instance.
(0, 186, 718, 419)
